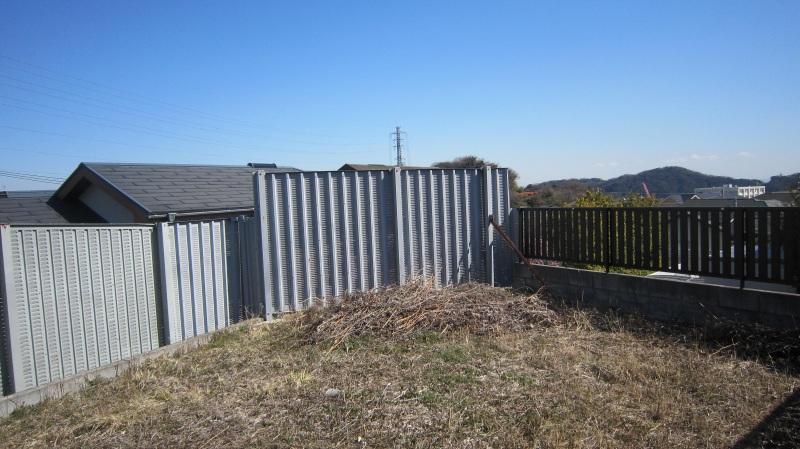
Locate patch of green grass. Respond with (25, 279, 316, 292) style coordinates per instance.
(435, 344, 471, 364)
(205, 327, 246, 349)
(425, 366, 479, 387)
(501, 371, 537, 387)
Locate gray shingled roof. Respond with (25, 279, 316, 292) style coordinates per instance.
(83, 163, 300, 215)
(677, 198, 769, 208)
(0, 191, 103, 224)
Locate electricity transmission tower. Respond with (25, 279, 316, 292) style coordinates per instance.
(391, 126, 406, 167)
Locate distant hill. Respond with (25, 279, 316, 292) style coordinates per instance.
(765, 173, 800, 192)
(522, 166, 778, 207)
(600, 167, 762, 194)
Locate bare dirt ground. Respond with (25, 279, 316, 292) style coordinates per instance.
(0, 283, 797, 449)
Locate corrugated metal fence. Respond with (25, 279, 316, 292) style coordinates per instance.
(0, 225, 160, 393)
(157, 220, 242, 344)
(253, 167, 513, 315)
(0, 166, 512, 395)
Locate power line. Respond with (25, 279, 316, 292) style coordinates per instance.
(0, 124, 377, 157)
(0, 170, 63, 185)
(0, 75, 381, 149)
(0, 55, 383, 144)
(0, 99, 254, 148)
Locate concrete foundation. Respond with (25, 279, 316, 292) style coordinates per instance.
(514, 264, 800, 329)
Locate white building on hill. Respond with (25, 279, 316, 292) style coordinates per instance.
(693, 184, 765, 199)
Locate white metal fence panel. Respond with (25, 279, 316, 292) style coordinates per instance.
(0, 224, 159, 393)
(254, 171, 397, 314)
(157, 220, 242, 343)
(253, 167, 512, 316)
(486, 167, 515, 286)
(396, 169, 487, 285)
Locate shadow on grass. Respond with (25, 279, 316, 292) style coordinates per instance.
(538, 293, 800, 377)
(535, 292, 800, 448)
(730, 387, 800, 449)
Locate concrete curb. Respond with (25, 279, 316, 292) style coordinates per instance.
(0, 319, 265, 418)
(514, 263, 800, 329)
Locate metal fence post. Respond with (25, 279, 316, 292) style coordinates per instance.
(482, 166, 495, 286)
(0, 224, 20, 395)
(391, 168, 406, 285)
(155, 223, 178, 344)
(252, 171, 273, 320)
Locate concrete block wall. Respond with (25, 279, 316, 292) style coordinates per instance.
(514, 264, 800, 329)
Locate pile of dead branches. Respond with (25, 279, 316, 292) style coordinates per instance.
(296, 281, 558, 348)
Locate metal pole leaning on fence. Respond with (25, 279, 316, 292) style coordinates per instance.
(488, 215, 548, 290)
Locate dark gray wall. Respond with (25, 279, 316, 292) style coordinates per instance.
(514, 264, 800, 329)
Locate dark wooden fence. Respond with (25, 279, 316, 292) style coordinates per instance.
(517, 207, 800, 287)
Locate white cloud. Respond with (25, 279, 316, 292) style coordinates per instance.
(737, 151, 755, 158)
(689, 153, 719, 161)
(594, 161, 619, 168)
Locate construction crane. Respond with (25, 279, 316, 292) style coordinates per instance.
(642, 182, 653, 199)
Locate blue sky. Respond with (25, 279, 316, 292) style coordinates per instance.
(0, 1, 798, 190)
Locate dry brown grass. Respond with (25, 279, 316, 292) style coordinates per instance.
(297, 280, 558, 348)
(0, 282, 797, 449)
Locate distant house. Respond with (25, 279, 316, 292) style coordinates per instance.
(659, 193, 694, 206)
(693, 184, 766, 199)
(52, 162, 300, 223)
(338, 163, 430, 171)
(756, 192, 796, 207)
(338, 163, 395, 171)
(676, 198, 772, 208)
(0, 190, 102, 224)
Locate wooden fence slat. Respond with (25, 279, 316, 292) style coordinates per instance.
(699, 209, 709, 274)
(660, 210, 669, 271)
(540, 209, 546, 259)
(581, 209, 588, 262)
(643, 209, 650, 268)
(746, 210, 757, 281)
(757, 210, 768, 281)
(770, 209, 781, 281)
(552, 209, 558, 260)
(631, 209, 638, 267)
(734, 209, 744, 279)
(723, 209, 733, 276)
(687, 209, 697, 274)
(669, 209, 678, 271)
(525, 209, 531, 258)
(568, 209, 576, 262)
(542, 209, 548, 259)
(555, 209, 562, 260)
(564, 209, 571, 261)
(520, 209, 525, 257)
(531, 210, 537, 258)
(608, 209, 616, 266)
(586, 209, 594, 262)
(622, 209, 629, 266)
(548, 209, 552, 259)
(711, 209, 720, 275)
(679, 209, 689, 273)
(787, 209, 799, 286)
(594, 209, 602, 264)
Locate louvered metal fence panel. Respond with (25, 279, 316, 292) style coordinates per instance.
(0, 224, 159, 393)
(157, 220, 243, 343)
(254, 171, 396, 314)
(253, 167, 512, 315)
(232, 216, 265, 317)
